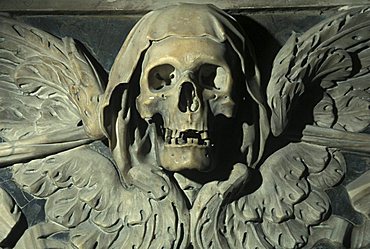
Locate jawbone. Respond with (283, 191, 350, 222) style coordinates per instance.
(156, 127, 214, 172)
(160, 145, 211, 171)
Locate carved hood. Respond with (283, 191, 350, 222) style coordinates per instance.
(101, 3, 270, 167)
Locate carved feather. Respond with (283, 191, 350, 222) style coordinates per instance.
(0, 187, 21, 245)
(12, 144, 190, 248)
(225, 142, 345, 248)
(0, 17, 105, 165)
(267, 8, 370, 136)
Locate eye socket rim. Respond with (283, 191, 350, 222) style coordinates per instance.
(147, 64, 176, 91)
(198, 63, 227, 90)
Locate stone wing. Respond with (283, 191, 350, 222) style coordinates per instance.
(223, 7, 370, 249)
(12, 144, 125, 247)
(187, 143, 346, 249)
(206, 8, 370, 249)
(224, 142, 345, 248)
(267, 8, 370, 137)
(0, 17, 105, 166)
(12, 143, 190, 248)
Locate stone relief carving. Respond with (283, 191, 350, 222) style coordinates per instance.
(0, 3, 369, 249)
(0, 187, 21, 246)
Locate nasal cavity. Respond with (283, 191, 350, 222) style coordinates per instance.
(178, 82, 199, 113)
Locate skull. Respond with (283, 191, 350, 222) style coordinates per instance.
(136, 36, 237, 172)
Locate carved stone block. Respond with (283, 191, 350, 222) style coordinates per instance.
(0, 3, 369, 248)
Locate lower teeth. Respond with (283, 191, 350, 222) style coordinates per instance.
(162, 128, 209, 146)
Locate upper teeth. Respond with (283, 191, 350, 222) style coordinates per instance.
(163, 128, 210, 146)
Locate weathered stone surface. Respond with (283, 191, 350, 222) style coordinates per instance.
(347, 170, 370, 219)
(0, 187, 21, 245)
(0, 3, 369, 248)
(0, 0, 368, 12)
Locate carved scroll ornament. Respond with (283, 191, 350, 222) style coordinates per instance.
(0, 3, 369, 249)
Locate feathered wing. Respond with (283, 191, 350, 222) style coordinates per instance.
(223, 142, 345, 249)
(12, 143, 189, 249)
(0, 186, 21, 244)
(267, 8, 370, 136)
(187, 142, 345, 249)
(190, 8, 370, 249)
(220, 7, 370, 249)
(0, 16, 105, 166)
(0, 17, 190, 248)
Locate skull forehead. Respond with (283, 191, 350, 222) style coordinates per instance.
(142, 37, 228, 71)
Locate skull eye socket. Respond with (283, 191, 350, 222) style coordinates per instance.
(198, 64, 227, 90)
(148, 64, 175, 91)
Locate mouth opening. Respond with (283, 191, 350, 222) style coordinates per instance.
(164, 128, 210, 146)
(149, 114, 211, 146)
